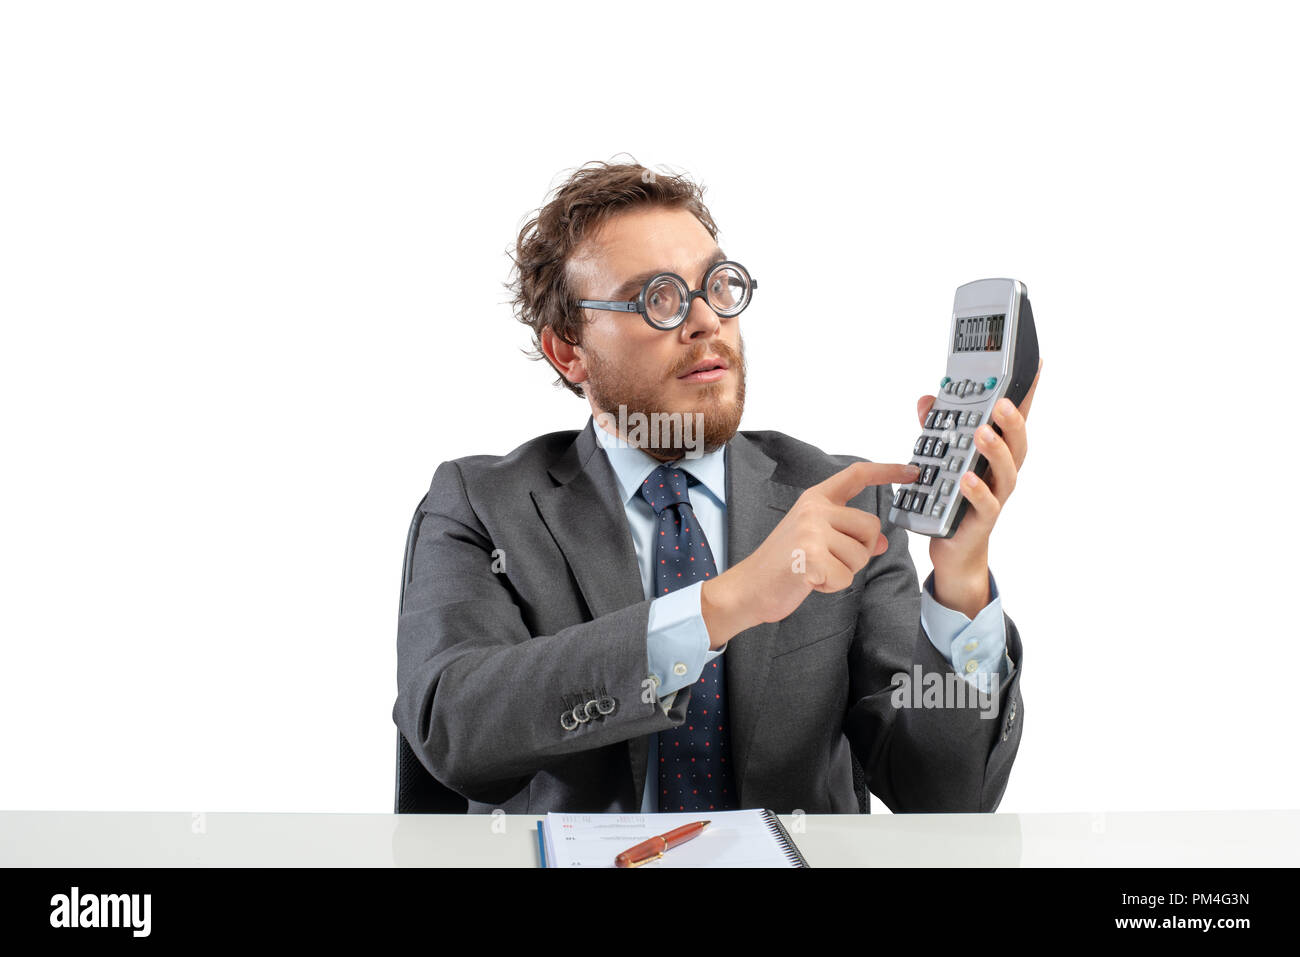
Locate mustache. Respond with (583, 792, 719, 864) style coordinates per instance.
(672, 341, 743, 378)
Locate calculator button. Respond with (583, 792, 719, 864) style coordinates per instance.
(957, 434, 972, 449)
(892, 488, 906, 508)
(947, 456, 964, 472)
(920, 465, 937, 485)
(976, 383, 986, 394)
(945, 412, 959, 429)
(924, 409, 938, 429)
(944, 380, 954, 393)
(930, 502, 943, 517)
(940, 479, 954, 496)
(967, 412, 981, 426)
(921, 437, 935, 456)
(932, 440, 949, 457)
(913, 435, 926, 455)
(911, 492, 928, 513)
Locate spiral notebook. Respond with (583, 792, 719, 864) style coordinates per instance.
(537, 810, 809, 868)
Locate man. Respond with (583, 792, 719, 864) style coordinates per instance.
(393, 161, 1039, 814)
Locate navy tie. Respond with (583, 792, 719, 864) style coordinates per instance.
(639, 464, 739, 813)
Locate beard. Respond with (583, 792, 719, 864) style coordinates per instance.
(583, 335, 747, 460)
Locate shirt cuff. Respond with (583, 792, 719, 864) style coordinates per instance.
(920, 569, 1010, 695)
(646, 581, 722, 703)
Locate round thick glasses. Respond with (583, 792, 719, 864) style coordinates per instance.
(575, 260, 757, 330)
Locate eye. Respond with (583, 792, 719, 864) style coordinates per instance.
(705, 265, 748, 314)
(645, 278, 684, 324)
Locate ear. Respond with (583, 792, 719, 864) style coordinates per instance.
(541, 327, 588, 387)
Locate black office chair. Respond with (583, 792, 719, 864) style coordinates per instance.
(393, 497, 871, 815)
(852, 754, 869, 814)
(395, 501, 469, 813)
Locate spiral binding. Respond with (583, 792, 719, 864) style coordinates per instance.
(760, 809, 810, 867)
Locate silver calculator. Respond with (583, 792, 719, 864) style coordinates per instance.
(889, 278, 1040, 538)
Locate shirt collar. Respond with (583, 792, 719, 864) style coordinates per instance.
(590, 416, 727, 507)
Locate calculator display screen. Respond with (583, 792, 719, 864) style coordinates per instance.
(953, 314, 1006, 353)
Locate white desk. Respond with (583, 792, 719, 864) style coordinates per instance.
(3, 810, 1297, 867)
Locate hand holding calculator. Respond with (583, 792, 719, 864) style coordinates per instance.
(889, 278, 1040, 539)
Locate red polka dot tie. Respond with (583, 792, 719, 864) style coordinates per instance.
(639, 464, 739, 813)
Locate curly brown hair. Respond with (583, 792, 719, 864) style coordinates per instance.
(506, 159, 720, 397)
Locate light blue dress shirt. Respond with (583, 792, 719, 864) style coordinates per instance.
(588, 423, 1012, 814)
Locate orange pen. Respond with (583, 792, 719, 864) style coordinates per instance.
(615, 820, 711, 868)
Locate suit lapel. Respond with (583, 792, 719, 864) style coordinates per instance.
(721, 430, 801, 802)
(530, 416, 645, 621)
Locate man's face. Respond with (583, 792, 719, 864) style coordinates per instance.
(567, 206, 747, 458)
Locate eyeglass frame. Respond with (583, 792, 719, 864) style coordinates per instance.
(574, 259, 758, 330)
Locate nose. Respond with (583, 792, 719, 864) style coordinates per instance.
(678, 292, 723, 341)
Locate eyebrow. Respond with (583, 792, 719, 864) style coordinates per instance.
(608, 247, 728, 301)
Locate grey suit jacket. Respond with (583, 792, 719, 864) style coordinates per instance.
(393, 416, 1023, 814)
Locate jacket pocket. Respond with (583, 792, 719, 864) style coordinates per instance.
(772, 606, 858, 658)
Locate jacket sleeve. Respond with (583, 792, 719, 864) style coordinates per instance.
(841, 478, 1024, 812)
(393, 460, 692, 805)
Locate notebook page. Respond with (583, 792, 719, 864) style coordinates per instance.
(543, 810, 799, 868)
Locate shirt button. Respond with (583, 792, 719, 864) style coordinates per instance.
(965, 660, 979, 674)
(673, 662, 688, 676)
(963, 641, 978, 652)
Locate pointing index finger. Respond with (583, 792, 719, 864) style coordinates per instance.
(814, 461, 920, 506)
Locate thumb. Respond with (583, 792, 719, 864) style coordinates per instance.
(917, 394, 936, 428)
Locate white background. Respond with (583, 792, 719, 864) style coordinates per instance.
(2, 1, 1296, 815)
